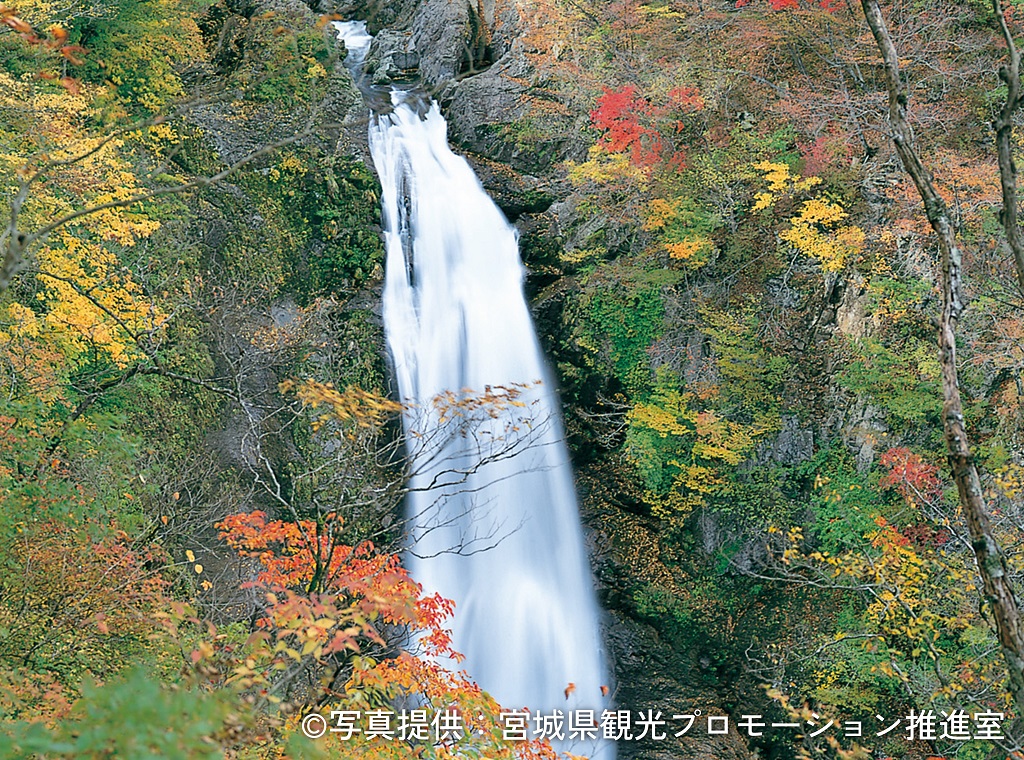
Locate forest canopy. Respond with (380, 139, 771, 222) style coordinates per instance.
(3, 0, 1024, 759)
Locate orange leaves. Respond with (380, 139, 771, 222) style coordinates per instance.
(208, 507, 553, 758)
(0, 6, 86, 92)
(642, 197, 678, 231)
(204, 478, 577, 757)
(432, 381, 539, 424)
(0, 667, 74, 724)
(280, 379, 403, 432)
(667, 85, 703, 112)
(0, 5, 32, 36)
(641, 195, 718, 269)
(415, 591, 460, 659)
(0, 518, 170, 700)
(315, 12, 344, 28)
(216, 509, 462, 663)
(58, 45, 86, 66)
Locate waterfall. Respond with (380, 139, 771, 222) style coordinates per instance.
(335, 22, 613, 759)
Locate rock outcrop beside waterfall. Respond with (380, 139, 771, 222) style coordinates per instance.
(341, 0, 569, 172)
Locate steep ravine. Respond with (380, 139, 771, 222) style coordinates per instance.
(319, 1, 762, 758)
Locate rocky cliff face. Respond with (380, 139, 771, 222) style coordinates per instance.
(348, 0, 564, 171)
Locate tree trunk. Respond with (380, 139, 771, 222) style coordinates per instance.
(991, 0, 1024, 294)
(861, 0, 1024, 712)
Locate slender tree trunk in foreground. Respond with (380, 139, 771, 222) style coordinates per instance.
(991, 0, 1024, 294)
(861, 0, 1024, 713)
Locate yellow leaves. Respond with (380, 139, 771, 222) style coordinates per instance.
(780, 198, 865, 272)
(665, 238, 712, 261)
(277, 153, 307, 175)
(629, 390, 696, 438)
(300, 637, 320, 657)
(33, 237, 163, 370)
(0, 70, 167, 399)
(642, 195, 717, 269)
(692, 409, 756, 465)
(627, 379, 763, 524)
(0, 303, 65, 402)
(637, 3, 685, 17)
(2, 303, 41, 339)
(642, 197, 678, 230)
(566, 144, 649, 188)
(790, 196, 846, 226)
(751, 191, 775, 213)
(752, 161, 864, 272)
(672, 462, 723, 494)
(281, 380, 404, 431)
(753, 160, 822, 196)
(559, 246, 605, 267)
(778, 511, 981, 682)
(994, 464, 1024, 498)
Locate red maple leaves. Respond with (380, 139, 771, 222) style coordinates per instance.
(879, 447, 950, 547)
(590, 84, 702, 169)
(217, 510, 459, 659)
(590, 85, 663, 167)
(879, 447, 942, 506)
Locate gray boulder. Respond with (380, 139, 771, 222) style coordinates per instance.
(365, 29, 420, 83)
(411, 0, 473, 86)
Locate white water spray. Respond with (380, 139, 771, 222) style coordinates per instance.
(335, 22, 613, 758)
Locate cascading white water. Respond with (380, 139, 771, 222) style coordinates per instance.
(335, 22, 613, 759)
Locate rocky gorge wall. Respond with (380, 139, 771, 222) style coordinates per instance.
(4, 0, 1010, 754)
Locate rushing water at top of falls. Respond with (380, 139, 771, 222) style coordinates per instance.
(336, 21, 372, 65)
(334, 21, 613, 759)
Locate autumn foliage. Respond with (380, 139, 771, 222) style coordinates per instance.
(0, 4, 85, 90)
(589, 84, 702, 171)
(878, 447, 942, 507)
(6, 0, 1024, 757)
(207, 510, 556, 759)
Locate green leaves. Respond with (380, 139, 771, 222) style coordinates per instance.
(837, 336, 942, 427)
(568, 262, 672, 394)
(0, 669, 235, 760)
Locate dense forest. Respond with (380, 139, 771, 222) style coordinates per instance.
(3, 0, 1024, 758)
